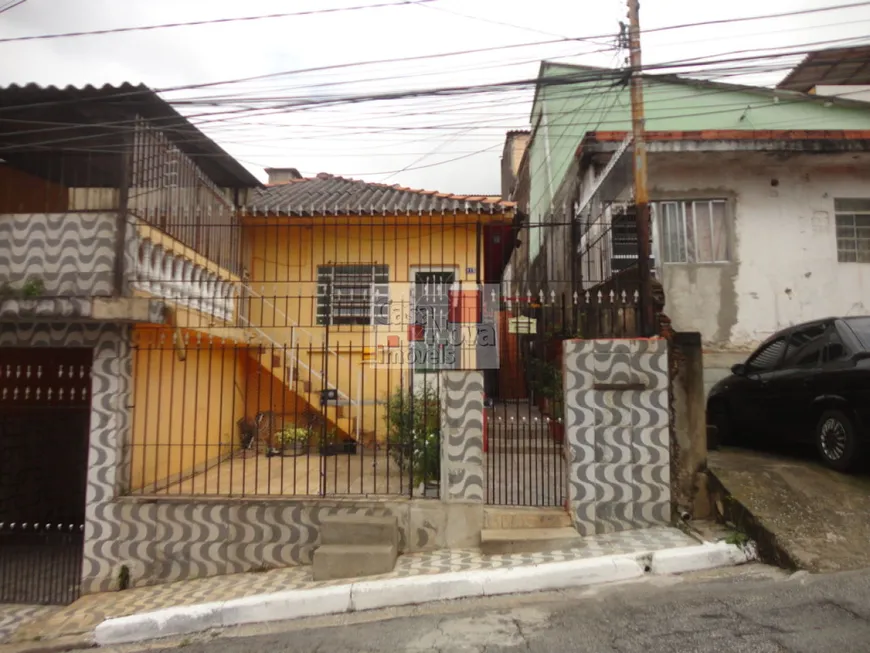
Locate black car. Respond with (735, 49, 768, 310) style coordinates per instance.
(707, 316, 870, 471)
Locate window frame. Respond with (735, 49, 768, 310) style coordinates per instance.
(316, 264, 389, 327)
(834, 198, 870, 264)
(654, 198, 730, 265)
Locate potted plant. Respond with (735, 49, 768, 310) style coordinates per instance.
(270, 425, 310, 457)
(531, 358, 560, 417)
(385, 387, 441, 494)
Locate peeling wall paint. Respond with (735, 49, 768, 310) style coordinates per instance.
(651, 151, 870, 349)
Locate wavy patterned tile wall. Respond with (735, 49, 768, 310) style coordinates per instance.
(0, 213, 117, 295)
(1, 324, 448, 593)
(0, 213, 117, 319)
(564, 338, 671, 536)
(440, 371, 485, 503)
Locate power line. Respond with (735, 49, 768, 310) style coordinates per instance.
(0, 0, 433, 44)
(0, 0, 27, 15)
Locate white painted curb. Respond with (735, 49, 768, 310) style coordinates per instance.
(95, 554, 642, 646)
(94, 543, 756, 646)
(649, 541, 757, 575)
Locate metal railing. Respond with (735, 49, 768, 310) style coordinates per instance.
(0, 522, 83, 605)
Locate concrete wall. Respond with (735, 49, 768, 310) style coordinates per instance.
(651, 151, 870, 349)
(501, 132, 530, 200)
(669, 333, 709, 518)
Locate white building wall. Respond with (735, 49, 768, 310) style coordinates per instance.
(650, 151, 870, 350)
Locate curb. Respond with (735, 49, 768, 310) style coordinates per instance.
(707, 469, 801, 571)
(94, 544, 752, 646)
(649, 541, 757, 575)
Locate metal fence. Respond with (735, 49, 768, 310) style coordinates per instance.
(128, 336, 444, 499)
(0, 523, 83, 605)
(119, 208, 660, 502)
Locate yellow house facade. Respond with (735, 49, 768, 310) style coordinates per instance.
(128, 171, 514, 497)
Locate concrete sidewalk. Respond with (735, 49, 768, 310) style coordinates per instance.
(708, 448, 870, 572)
(1, 525, 754, 649)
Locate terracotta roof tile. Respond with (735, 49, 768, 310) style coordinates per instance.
(247, 175, 514, 216)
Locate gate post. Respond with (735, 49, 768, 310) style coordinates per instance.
(563, 338, 671, 536)
(439, 370, 485, 503)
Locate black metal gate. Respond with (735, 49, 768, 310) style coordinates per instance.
(486, 292, 568, 507)
(486, 400, 566, 507)
(0, 347, 91, 605)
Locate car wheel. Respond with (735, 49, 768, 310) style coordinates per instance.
(815, 409, 861, 472)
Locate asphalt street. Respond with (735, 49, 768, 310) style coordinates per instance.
(113, 565, 870, 653)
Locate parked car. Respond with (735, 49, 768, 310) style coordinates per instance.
(707, 316, 870, 471)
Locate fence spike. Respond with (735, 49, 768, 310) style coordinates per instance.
(633, 290, 640, 304)
(609, 290, 616, 303)
(621, 290, 627, 304)
(573, 291, 579, 305)
(597, 290, 603, 303)
(550, 289, 556, 304)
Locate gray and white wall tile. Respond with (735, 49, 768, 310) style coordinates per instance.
(564, 337, 672, 536)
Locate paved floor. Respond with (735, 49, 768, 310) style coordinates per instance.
(112, 565, 870, 653)
(4, 526, 696, 646)
(0, 605, 58, 644)
(709, 446, 870, 573)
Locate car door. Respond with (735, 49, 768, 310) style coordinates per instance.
(730, 336, 788, 434)
(766, 323, 828, 441)
(813, 323, 859, 419)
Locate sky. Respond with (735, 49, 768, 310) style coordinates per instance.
(1, 0, 869, 194)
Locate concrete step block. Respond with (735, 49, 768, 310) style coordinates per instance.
(312, 543, 397, 581)
(483, 508, 572, 530)
(321, 514, 399, 547)
(480, 527, 581, 555)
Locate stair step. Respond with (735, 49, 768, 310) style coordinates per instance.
(312, 543, 397, 581)
(321, 514, 398, 547)
(483, 507, 572, 530)
(480, 527, 581, 555)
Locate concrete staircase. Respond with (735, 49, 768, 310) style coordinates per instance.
(312, 515, 399, 581)
(480, 506, 581, 555)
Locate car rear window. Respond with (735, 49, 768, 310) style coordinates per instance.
(845, 317, 870, 349)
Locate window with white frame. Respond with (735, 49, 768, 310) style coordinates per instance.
(655, 199, 729, 264)
(316, 264, 389, 326)
(835, 199, 870, 263)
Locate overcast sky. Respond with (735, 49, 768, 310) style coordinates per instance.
(2, 0, 869, 194)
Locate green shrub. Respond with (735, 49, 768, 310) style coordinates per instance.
(384, 387, 440, 484)
(527, 357, 561, 400)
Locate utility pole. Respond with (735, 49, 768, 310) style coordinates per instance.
(627, 0, 655, 336)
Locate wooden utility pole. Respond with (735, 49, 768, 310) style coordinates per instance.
(627, 0, 655, 336)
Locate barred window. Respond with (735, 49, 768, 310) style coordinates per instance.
(656, 199, 728, 263)
(835, 199, 870, 263)
(316, 265, 389, 326)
